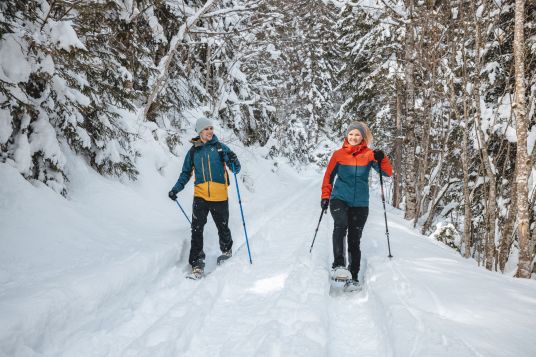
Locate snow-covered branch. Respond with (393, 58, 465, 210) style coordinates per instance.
(141, 0, 220, 120)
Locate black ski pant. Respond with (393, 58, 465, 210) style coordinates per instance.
(329, 199, 369, 281)
(189, 197, 233, 268)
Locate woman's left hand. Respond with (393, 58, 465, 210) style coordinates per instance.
(373, 150, 385, 162)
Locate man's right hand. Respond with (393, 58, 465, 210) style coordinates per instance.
(168, 190, 178, 201)
(321, 199, 329, 211)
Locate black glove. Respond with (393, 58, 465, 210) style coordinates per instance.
(321, 199, 329, 211)
(373, 149, 385, 162)
(168, 190, 178, 201)
(227, 151, 238, 164)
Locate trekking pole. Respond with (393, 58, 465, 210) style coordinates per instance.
(309, 208, 326, 253)
(378, 163, 393, 258)
(175, 200, 192, 225)
(231, 163, 253, 264)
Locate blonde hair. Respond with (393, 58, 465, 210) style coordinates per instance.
(347, 121, 373, 145)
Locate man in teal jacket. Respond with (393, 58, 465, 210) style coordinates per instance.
(169, 117, 240, 279)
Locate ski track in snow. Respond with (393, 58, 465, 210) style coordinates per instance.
(55, 177, 392, 357)
(3, 168, 536, 356)
(56, 179, 351, 356)
(326, 261, 390, 357)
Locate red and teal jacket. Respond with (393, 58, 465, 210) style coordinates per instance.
(322, 139, 393, 207)
(172, 135, 240, 202)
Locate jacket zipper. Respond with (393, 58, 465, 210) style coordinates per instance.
(201, 156, 209, 197)
(353, 155, 358, 204)
(207, 153, 213, 197)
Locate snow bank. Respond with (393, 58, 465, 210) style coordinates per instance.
(0, 146, 187, 355)
(360, 201, 536, 357)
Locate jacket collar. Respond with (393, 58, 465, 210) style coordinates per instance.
(342, 138, 368, 156)
(191, 134, 219, 148)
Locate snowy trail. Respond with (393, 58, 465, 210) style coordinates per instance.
(168, 180, 389, 357)
(327, 272, 391, 357)
(2, 162, 536, 357)
(50, 179, 320, 356)
(55, 178, 391, 357)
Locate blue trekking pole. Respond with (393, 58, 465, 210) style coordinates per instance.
(231, 162, 253, 264)
(175, 200, 192, 225)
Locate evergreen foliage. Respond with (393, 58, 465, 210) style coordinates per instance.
(0, 0, 534, 274)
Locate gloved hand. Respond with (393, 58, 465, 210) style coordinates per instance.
(168, 190, 178, 201)
(227, 151, 238, 165)
(321, 199, 329, 211)
(373, 149, 385, 162)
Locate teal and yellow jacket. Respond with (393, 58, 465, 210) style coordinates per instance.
(322, 139, 393, 207)
(172, 135, 240, 202)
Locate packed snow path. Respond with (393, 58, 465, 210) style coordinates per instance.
(1, 164, 536, 356)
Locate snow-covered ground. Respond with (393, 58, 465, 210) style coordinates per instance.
(1, 134, 535, 357)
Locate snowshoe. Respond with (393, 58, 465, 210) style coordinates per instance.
(217, 249, 232, 265)
(331, 266, 352, 282)
(343, 279, 362, 293)
(186, 266, 204, 280)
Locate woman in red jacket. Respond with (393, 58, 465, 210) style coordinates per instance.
(321, 121, 393, 291)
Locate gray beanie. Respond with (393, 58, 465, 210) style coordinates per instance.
(346, 121, 366, 139)
(195, 117, 213, 135)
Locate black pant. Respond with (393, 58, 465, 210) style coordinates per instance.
(330, 199, 369, 280)
(190, 197, 233, 268)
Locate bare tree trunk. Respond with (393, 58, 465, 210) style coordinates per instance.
(499, 168, 518, 272)
(448, 60, 473, 258)
(458, 0, 473, 258)
(392, 81, 403, 208)
(461, 93, 473, 259)
(403, 0, 418, 220)
(413, 4, 437, 228)
(420, 110, 452, 235)
(414, 102, 432, 227)
(512, 0, 531, 278)
(419, 17, 457, 235)
(531, 131, 536, 275)
(470, 0, 498, 271)
(531, 212, 536, 276)
(531, 151, 536, 276)
(414, 60, 434, 227)
(421, 75, 454, 235)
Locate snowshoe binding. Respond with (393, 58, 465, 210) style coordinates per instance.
(186, 266, 204, 280)
(217, 249, 232, 265)
(343, 279, 362, 293)
(331, 266, 352, 282)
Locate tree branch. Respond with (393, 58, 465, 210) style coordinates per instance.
(141, 0, 220, 121)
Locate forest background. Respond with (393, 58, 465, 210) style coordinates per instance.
(1, 0, 535, 278)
